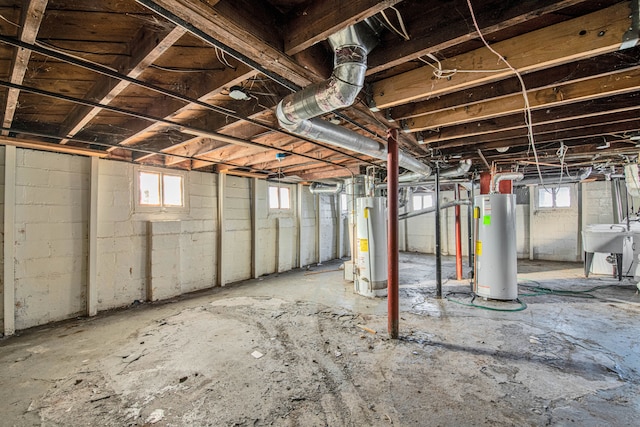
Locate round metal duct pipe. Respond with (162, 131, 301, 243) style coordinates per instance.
(309, 182, 344, 195)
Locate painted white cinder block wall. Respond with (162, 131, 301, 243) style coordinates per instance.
(0, 146, 5, 331)
(2, 149, 342, 332)
(13, 150, 90, 329)
(3, 147, 621, 331)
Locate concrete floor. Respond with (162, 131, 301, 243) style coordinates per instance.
(1, 253, 639, 426)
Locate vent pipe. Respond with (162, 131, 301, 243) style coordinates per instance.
(399, 159, 472, 183)
(309, 182, 343, 194)
(276, 21, 432, 178)
(491, 172, 524, 193)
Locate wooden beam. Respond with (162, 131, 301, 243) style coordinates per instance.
(297, 164, 361, 180)
(387, 47, 640, 122)
(2, 0, 48, 135)
(144, 0, 318, 87)
(367, 0, 592, 75)
(114, 67, 258, 148)
(285, 0, 402, 56)
(421, 93, 640, 144)
(221, 169, 270, 179)
(60, 26, 187, 144)
(0, 136, 108, 157)
(441, 118, 640, 152)
(436, 110, 640, 149)
(3, 145, 16, 336)
(405, 66, 640, 133)
(371, 2, 632, 110)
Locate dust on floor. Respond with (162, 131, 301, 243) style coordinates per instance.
(1, 254, 639, 426)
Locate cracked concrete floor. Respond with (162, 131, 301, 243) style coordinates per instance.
(1, 253, 639, 426)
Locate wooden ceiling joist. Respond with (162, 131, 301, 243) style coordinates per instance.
(405, 66, 640, 133)
(370, 2, 632, 110)
(284, 0, 403, 56)
(1, 0, 48, 135)
(59, 26, 187, 144)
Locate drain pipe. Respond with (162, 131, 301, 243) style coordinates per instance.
(309, 182, 343, 195)
(276, 21, 432, 178)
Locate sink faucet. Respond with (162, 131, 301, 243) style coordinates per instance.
(610, 224, 627, 231)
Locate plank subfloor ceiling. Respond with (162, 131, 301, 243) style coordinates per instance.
(0, 0, 639, 182)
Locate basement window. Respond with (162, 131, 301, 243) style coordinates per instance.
(412, 193, 434, 211)
(269, 186, 290, 209)
(137, 169, 185, 209)
(538, 185, 571, 208)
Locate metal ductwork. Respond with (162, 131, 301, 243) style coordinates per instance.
(491, 172, 524, 193)
(515, 167, 593, 186)
(398, 159, 472, 183)
(309, 182, 344, 195)
(276, 20, 432, 178)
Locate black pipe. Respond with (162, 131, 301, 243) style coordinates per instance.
(134, 0, 385, 142)
(468, 181, 474, 269)
(0, 126, 272, 172)
(0, 35, 377, 166)
(0, 80, 350, 169)
(435, 165, 442, 298)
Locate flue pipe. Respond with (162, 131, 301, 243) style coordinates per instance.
(491, 172, 524, 193)
(276, 21, 432, 178)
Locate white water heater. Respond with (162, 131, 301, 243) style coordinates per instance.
(355, 196, 387, 297)
(475, 193, 518, 300)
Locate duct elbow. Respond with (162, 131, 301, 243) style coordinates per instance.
(440, 159, 472, 178)
(491, 172, 524, 193)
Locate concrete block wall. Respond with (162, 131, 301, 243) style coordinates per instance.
(223, 176, 251, 283)
(405, 190, 471, 258)
(516, 204, 530, 258)
(179, 171, 217, 293)
(0, 146, 5, 331)
(318, 194, 338, 262)
(148, 220, 181, 301)
(299, 187, 318, 266)
(96, 160, 147, 310)
(14, 150, 90, 329)
(0, 149, 346, 333)
(530, 183, 580, 262)
(583, 181, 614, 225)
(254, 179, 275, 276)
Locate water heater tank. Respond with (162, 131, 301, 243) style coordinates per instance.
(475, 193, 518, 300)
(355, 196, 387, 297)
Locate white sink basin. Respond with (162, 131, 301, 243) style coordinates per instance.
(582, 226, 629, 253)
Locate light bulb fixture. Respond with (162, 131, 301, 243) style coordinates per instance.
(495, 146, 509, 153)
(328, 115, 341, 124)
(228, 86, 251, 101)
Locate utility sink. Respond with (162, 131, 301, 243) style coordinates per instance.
(582, 225, 629, 254)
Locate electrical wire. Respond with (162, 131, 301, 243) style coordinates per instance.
(0, 14, 20, 28)
(214, 45, 236, 69)
(419, 54, 510, 79)
(150, 64, 225, 73)
(465, 0, 544, 187)
(380, 6, 410, 41)
(35, 40, 119, 72)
